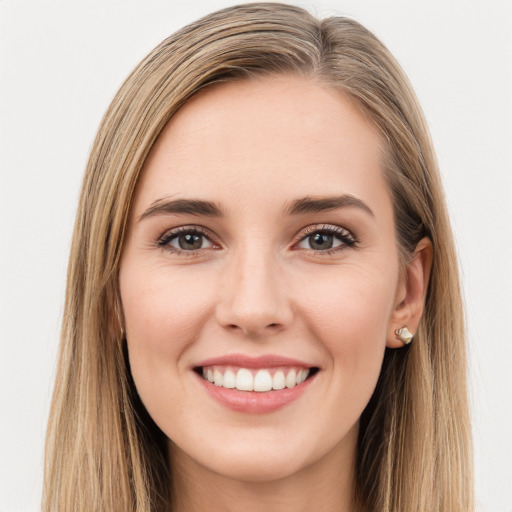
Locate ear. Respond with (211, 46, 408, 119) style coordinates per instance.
(387, 237, 433, 348)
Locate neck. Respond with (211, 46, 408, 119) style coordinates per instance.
(169, 426, 360, 512)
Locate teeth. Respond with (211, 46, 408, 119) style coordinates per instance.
(213, 369, 223, 386)
(235, 368, 253, 391)
(272, 371, 285, 390)
(223, 369, 236, 389)
(202, 366, 312, 392)
(285, 369, 297, 388)
(253, 370, 273, 392)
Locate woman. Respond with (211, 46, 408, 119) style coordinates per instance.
(43, 3, 473, 511)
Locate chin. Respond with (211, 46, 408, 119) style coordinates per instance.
(195, 448, 313, 484)
(168, 421, 356, 485)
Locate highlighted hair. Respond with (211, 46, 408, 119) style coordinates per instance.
(43, 3, 473, 511)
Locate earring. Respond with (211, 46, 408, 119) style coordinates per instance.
(395, 326, 414, 345)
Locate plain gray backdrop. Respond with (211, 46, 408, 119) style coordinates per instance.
(1, 1, 511, 511)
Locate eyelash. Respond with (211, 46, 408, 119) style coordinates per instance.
(156, 226, 218, 256)
(156, 224, 358, 256)
(296, 225, 358, 255)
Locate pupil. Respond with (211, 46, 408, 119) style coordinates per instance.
(310, 233, 333, 250)
(179, 233, 202, 250)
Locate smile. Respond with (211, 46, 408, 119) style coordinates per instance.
(193, 355, 320, 413)
(199, 365, 312, 392)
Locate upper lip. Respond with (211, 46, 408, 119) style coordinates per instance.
(194, 354, 316, 369)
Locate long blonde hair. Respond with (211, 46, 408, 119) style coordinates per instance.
(43, 3, 473, 511)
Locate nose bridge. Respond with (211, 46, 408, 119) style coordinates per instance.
(216, 240, 291, 335)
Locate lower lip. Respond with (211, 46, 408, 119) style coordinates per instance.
(195, 372, 316, 414)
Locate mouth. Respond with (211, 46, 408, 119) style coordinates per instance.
(192, 354, 320, 413)
(194, 365, 320, 392)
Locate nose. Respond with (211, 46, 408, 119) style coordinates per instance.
(215, 246, 293, 337)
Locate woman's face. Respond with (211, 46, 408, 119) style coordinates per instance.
(120, 76, 407, 482)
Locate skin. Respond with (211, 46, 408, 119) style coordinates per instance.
(119, 75, 431, 512)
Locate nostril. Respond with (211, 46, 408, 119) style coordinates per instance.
(224, 322, 282, 335)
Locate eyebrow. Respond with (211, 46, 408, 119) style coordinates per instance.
(139, 193, 374, 222)
(283, 195, 374, 217)
(139, 198, 223, 222)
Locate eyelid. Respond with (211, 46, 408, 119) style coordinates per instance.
(157, 225, 221, 254)
(293, 224, 357, 252)
(155, 223, 357, 256)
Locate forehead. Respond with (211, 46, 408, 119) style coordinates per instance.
(133, 75, 390, 217)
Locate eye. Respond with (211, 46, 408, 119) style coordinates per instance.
(296, 225, 356, 252)
(157, 227, 216, 253)
(171, 232, 212, 251)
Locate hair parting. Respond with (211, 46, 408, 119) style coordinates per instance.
(43, 4, 473, 511)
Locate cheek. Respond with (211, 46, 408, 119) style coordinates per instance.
(298, 264, 395, 344)
(119, 264, 216, 406)
(121, 266, 213, 351)
(294, 264, 396, 407)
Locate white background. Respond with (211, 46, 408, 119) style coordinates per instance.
(0, 1, 511, 511)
